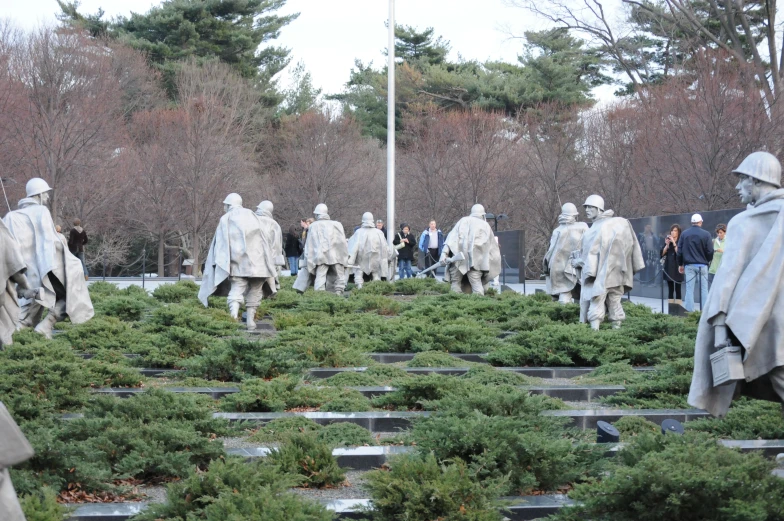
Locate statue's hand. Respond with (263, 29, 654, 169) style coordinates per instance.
(18, 288, 40, 300)
(714, 324, 732, 349)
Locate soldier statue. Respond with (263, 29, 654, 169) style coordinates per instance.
(689, 151, 784, 417)
(441, 204, 501, 295)
(543, 203, 588, 304)
(571, 195, 644, 330)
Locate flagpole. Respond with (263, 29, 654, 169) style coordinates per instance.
(386, 0, 395, 248)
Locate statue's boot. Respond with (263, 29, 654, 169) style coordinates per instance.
(246, 307, 257, 331)
(34, 312, 57, 339)
(611, 320, 622, 330)
(589, 319, 601, 331)
(229, 302, 241, 321)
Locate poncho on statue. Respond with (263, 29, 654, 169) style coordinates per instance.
(544, 206, 588, 297)
(3, 199, 93, 326)
(347, 213, 391, 280)
(689, 188, 784, 417)
(443, 209, 501, 291)
(292, 204, 348, 294)
(199, 204, 277, 306)
(577, 210, 644, 301)
(0, 220, 26, 346)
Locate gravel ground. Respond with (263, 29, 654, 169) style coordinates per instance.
(137, 485, 168, 504)
(220, 436, 279, 449)
(290, 471, 371, 500)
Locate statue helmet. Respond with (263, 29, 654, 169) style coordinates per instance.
(257, 200, 273, 214)
(732, 151, 782, 188)
(470, 204, 486, 218)
(561, 202, 579, 216)
(314, 203, 328, 216)
(26, 178, 52, 198)
(223, 193, 242, 207)
(362, 212, 374, 225)
(583, 194, 605, 211)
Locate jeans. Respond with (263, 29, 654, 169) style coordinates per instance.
(398, 259, 413, 279)
(75, 251, 88, 276)
(288, 256, 298, 276)
(683, 264, 709, 312)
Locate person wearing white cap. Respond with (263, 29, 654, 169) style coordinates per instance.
(676, 213, 713, 312)
(199, 193, 277, 330)
(2, 178, 94, 338)
(689, 150, 784, 418)
(543, 203, 588, 304)
(571, 194, 645, 330)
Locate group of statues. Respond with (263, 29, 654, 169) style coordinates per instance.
(543, 194, 644, 330)
(198, 200, 504, 330)
(543, 151, 784, 418)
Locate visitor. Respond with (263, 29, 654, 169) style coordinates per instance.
(393, 224, 416, 279)
(375, 219, 387, 237)
(708, 223, 726, 286)
(68, 218, 89, 280)
(418, 220, 444, 278)
(661, 224, 683, 303)
(677, 213, 713, 312)
(284, 225, 303, 276)
(638, 224, 660, 286)
(299, 217, 313, 252)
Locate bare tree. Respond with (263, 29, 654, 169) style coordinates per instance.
(263, 110, 384, 227)
(1, 28, 130, 222)
(172, 59, 260, 274)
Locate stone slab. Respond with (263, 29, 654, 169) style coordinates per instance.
(309, 366, 651, 379)
(138, 368, 184, 377)
(75, 353, 140, 360)
(541, 408, 710, 429)
(719, 439, 784, 458)
(347, 386, 398, 398)
(213, 411, 428, 431)
(67, 495, 574, 521)
(346, 385, 624, 401)
(92, 387, 239, 399)
(227, 445, 413, 470)
(68, 502, 149, 520)
(367, 353, 488, 363)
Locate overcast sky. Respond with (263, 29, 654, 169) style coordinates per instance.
(4, 0, 617, 100)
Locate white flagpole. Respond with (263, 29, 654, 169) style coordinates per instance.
(386, 0, 395, 248)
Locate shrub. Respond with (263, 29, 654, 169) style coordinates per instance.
(268, 431, 346, 488)
(373, 375, 466, 409)
(407, 351, 467, 367)
(151, 281, 200, 303)
(248, 417, 322, 443)
(320, 395, 373, 412)
(146, 304, 238, 337)
(134, 458, 333, 521)
(554, 432, 784, 521)
(687, 399, 784, 439)
(326, 371, 384, 386)
(460, 365, 530, 386)
(93, 295, 149, 321)
(220, 377, 299, 412)
(316, 422, 374, 448)
(363, 452, 504, 521)
(13, 389, 228, 495)
(19, 487, 65, 521)
(613, 416, 661, 440)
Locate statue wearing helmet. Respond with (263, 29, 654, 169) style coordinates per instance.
(689, 151, 784, 418)
(292, 203, 349, 295)
(346, 212, 393, 289)
(543, 203, 588, 304)
(2, 178, 94, 338)
(440, 204, 501, 295)
(255, 201, 285, 291)
(0, 219, 39, 348)
(199, 193, 278, 330)
(570, 194, 645, 330)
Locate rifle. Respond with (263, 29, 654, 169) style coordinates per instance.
(416, 252, 465, 278)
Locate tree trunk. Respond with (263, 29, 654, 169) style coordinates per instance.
(158, 235, 165, 277)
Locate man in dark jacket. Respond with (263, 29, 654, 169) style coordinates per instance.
(677, 214, 714, 312)
(68, 219, 89, 280)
